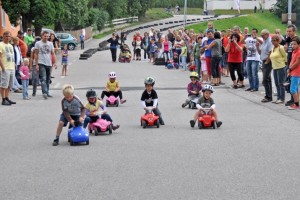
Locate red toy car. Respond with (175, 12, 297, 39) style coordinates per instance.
(197, 108, 217, 129)
(140, 107, 160, 128)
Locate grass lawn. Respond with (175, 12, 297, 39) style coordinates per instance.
(214, 9, 256, 15)
(187, 12, 294, 34)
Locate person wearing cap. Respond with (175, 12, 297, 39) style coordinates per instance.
(24, 28, 34, 47)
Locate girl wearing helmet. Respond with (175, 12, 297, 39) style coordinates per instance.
(182, 72, 202, 108)
(83, 89, 120, 130)
(100, 72, 126, 104)
(141, 77, 165, 125)
(189, 84, 222, 128)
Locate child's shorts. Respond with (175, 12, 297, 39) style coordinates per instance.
(59, 113, 80, 127)
(61, 61, 68, 65)
(150, 52, 155, 58)
(290, 76, 300, 94)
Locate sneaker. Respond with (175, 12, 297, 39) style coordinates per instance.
(52, 139, 59, 146)
(285, 100, 294, 106)
(190, 120, 195, 128)
(245, 88, 252, 91)
(23, 97, 31, 100)
(216, 121, 222, 127)
(112, 125, 120, 130)
(6, 98, 16, 104)
(2, 100, 11, 106)
(32, 93, 36, 97)
(233, 85, 238, 89)
(275, 100, 284, 104)
(14, 89, 22, 93)
(47, 94, 53, 97)
(250, 89, 258, 92)
(160, 120, 165, 125)
(288, 104, 299, 110)
(120, 99, 126, 104)
(43, 93, 48, 99)
(182, 103, 187, 108)
(272, 100, 278, 103)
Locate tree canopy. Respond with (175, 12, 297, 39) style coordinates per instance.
(274, 0, 300, 26)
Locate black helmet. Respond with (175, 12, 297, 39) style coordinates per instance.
(86, 89, 97, 98)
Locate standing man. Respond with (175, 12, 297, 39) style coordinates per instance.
(35, 31, 56, 99)
(256, 29, 273, 102)
(0, 31, 16, 105)
(284, 24, 297, 106)
(243, 28, 261, 92)
(24, 28, 34, 47)
(80, 32, 85, 50)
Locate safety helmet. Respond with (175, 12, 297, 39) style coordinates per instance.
(86, 89, 97, 98)
(202, 84, 214, 93)
(190, 72, 199, 79)
(144, 77, 155, 85)
(108, 72, 117, 79)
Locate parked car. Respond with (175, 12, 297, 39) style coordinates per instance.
(55, 33, 79, 50)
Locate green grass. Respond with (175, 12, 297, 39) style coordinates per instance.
(213, 9, 256, 15)
(187, 13, 291, 34)
(144, 8, 173, 21)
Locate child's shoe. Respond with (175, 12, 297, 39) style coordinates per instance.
(182, 102, 187, 108)
(159, 119, 165, 125)
(216, 121, 222, 127)
(190, 120, 195, 128)
(288, 104, 299, 110)
(121, 99, 126, 104)
(52, 138, 59, 146)
(112, 124, 120, 130)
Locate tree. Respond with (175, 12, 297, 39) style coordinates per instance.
(62, 0, 89, 30)
(2, 0, 30, 28)
(274, 0, 300, 26)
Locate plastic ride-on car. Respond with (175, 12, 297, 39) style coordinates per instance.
(106, 95, 119, 107)
(140, 107, 160, 128)
(68, 122, 89, 145)
(197, 108, 217, 129)
(88, 118, 113, 135)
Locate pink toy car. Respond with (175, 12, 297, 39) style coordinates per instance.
(106, 95, 119, 107)
(88, 118, 113, 135)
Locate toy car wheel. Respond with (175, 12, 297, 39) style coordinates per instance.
(68, 135, 70, 142)
(212, 121, 216, 129)
(86, 140, 89, 145)
(142, 120, 147, 129)
(198, 122, 203, 129)
(106, 102, 109, 107)
(156, 120, 160, 128)
(108, 124, 113, 134)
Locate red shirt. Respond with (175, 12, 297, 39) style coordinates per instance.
(18, 39, 28, 58)
(227, 42, 244, 63)
(222, 37, 229, 48)
(290, 48, 300, 76)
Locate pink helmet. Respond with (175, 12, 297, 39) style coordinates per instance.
(109, 72, 116, 78)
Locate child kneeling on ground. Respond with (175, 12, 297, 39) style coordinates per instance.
(83, 89, 120, 130)
(52, 84, 85, 146)
(189, 84, 222, 128)
(100, 72, 126, 104)
(141, 77, 165, 125)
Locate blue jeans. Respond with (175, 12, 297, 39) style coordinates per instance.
(273, 67, 286, 101)
(181, 56, 187, 70)
(12, 75, 20, 91)
(246, 60, 260, 90)
(194, 57, 201, 78)
(31, 66, 39, 95)
(21, 79, 29, 99)
(39, 64, 51, 95)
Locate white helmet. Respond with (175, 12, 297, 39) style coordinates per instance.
(202, 84, 214, 93)
(109, 72, 116, 78)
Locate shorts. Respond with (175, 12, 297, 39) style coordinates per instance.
(290, 76, 300, 94)
(59, 113, 80, 127)
(150, 52, 155, 58)
(0, 69, 14, 88)
(61, 60, 68, 65)
(201, 61, 207, 72)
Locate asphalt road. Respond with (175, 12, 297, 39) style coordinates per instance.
(1, 15, 300, 200)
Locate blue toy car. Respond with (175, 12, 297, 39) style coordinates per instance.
(68, 126, 89, 146)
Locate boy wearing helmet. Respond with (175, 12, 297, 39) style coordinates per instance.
(84, 89, 120, 130)
(52, 84, 85, 146)
(182, 72, 202, 108)
(100, 72, 126, 104)
(141, 77, 165, 125)
(189, 84, 222, 128)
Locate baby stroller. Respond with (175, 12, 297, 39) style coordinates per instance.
(119, 43, 131, 63)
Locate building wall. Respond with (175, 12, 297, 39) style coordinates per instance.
(0, 7, 20, 37)
(206, 0, 277, 10)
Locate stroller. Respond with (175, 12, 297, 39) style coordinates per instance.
(119, 43, 131, 63)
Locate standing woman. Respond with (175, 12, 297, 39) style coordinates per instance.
(225, 33, 245, 88)
(142, 32, 150, 60)
(163, 36, 171, 65)
(193, 36, 202, 79)
(107, 32, 120, 63)
(269, 35, 287, 104)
